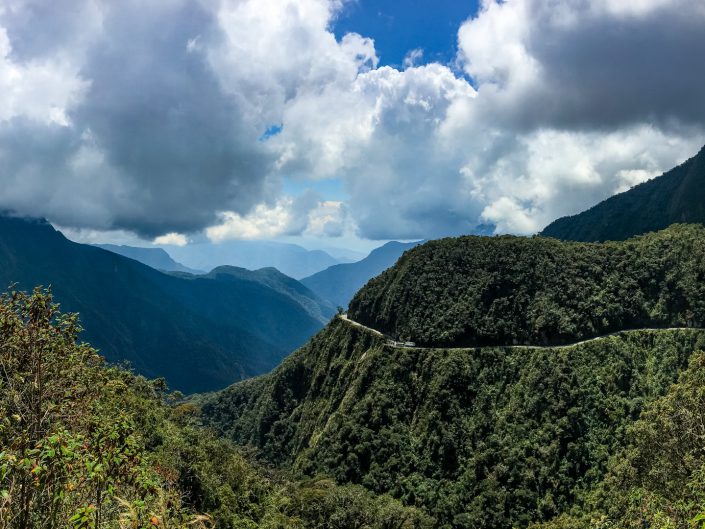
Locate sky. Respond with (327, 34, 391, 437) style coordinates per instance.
(1, 0, 705, 253)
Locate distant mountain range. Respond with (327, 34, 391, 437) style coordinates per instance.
(95, 244, 202, 274)
(165, 240, 342, 279)
(0, 215, 331, 393)
(196, 265, 335, 323)
(301, 241, 421, 308)
(541, 144, 705, 241)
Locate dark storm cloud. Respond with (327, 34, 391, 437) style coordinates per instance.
(0, 0, 275, 238)
(464, 1, 705, 133)
(2, 0, 705, 242)
(69, 0, 273, 236)
(0, 0, 98, 60)
(529, 5, 705, 130)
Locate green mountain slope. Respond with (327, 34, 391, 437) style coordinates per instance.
(0, 215, 329, 393)
(349, 225, 705, 348)
(96, 243, 203, 273)
(202, 225, 705, 527)
(541, 144, 705, 242)
(0, 288, 434, 528)
(203, 318, 705, 528)
(526, 349, 705, 529)
(301, 241, 420, 308)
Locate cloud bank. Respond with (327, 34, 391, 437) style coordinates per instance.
(0, 0, 704, 241)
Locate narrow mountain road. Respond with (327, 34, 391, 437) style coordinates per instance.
(339, 313, 703, 351)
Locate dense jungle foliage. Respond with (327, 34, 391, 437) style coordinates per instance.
(0, 288, 432, 528)
(203, 317, 705, 528)
(348, 224, 705, 347)
(541, 144, 705, 242)
(531, 351, 705, 529)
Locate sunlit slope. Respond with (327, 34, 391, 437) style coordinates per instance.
(349, 224, 705, 347)
(203, 316, 705, 528)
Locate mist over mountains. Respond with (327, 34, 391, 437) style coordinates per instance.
(165, 240, 343, 279)
(95, 244, 203, 274)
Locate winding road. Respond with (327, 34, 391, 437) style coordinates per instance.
(339, 313, 703, 351)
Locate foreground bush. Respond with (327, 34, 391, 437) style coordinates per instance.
(0, 288, 432, 529)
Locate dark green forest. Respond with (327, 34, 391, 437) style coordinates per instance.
(8, 224, 705, 527)
(349, 224, 705, 347)
(202, 316, 705, 528)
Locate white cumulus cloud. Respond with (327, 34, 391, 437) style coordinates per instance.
(0, 0, 704, 242)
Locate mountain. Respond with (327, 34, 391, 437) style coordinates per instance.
(95, 243, 202, 273)
(541, 144, 705, 241)
(202, 225, 705, 528)
(301, 241, 420, 308)
(166, 240, 341, 278)
(321, 246, 367, 262)
(197, 265, 335, 323)
(348, 225, 705, 347)
(0, 214, 330, 393)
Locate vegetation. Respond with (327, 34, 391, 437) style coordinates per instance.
(203, 315, 705, 528)
(10, 220, 705, 528)
(531, 351, 705, 528)
(0, 288, 432, 528)
(541, 144, 705, 242)
(0, 214, 331, 393)
(349, 224, 705, 347)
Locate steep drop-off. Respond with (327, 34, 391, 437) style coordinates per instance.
(203, 317, 705, 528)
(203, 225, 705, 527)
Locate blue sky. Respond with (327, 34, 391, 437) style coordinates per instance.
(279, 0, 480, 250)
(333, 0, 479, 68)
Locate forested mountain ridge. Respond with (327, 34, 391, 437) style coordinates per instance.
(0, 214, 329, 393)
(202, 224, 705, 528)
(541, 144, 705, 241)
(348, 224, 705, 348)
